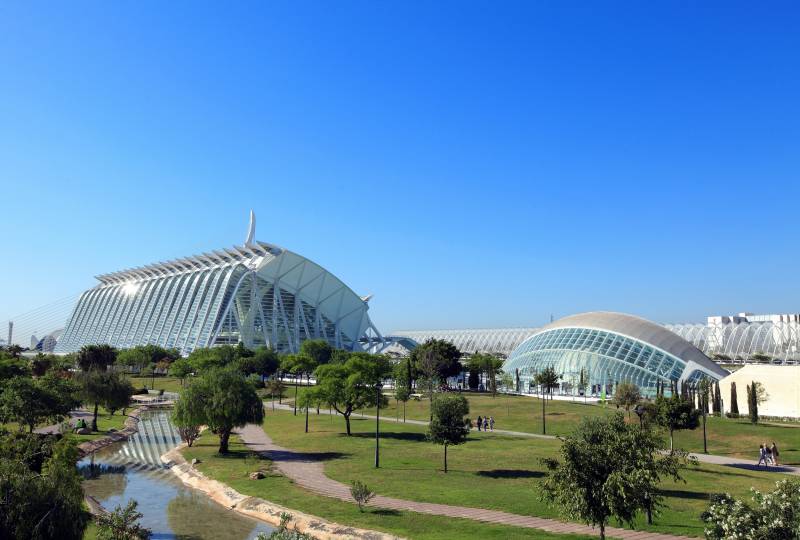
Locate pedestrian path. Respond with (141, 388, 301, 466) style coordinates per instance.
(267, 402, 800, 475)
(35, 409, 93, 434)
(236, 422, 691, 540)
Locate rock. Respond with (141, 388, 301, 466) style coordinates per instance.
(77, 428, 92, 435)
(108, 428, 117, 433)
(191, 458, 200, 466)
(249, 471, 265, 480)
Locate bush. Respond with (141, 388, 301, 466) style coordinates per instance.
(725, 412, 740, 419)
(702, 479, 800, 539)
(248, 374, 265, 389)
(350, 480, 375, 511)
(132, 387, 149, 395)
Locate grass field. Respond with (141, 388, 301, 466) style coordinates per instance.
(129, 375, 185, 393)
(284, 390, 800, 465)
(182, 432, 593, 540)
(1, 406, 128, 443)
(261, 407, 784, 538)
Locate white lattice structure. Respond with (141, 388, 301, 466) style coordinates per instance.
(385, 327, 538, 357)
(55, 213, 382, 356)
(665, 322, 800, 364)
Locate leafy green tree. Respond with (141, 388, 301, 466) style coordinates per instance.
(395, 385, 411, 422)
(281, 354, 316, 415)
(307, 353, 391, 435)
(0, 375, 79, 432)
(237, 346, 280, 380)
(541, 413, 691, 539)
(186, 345, 238, 374)
(265, 377, 286, 410)
(730, 381, 739, 415)
(702, 479, 800, 539)
(0, 433, 90, 539)
(655, 394, 700, 451)
(534, 367, 560, 435)
(76, 344, 117, 371)
(29, 353, 54, 377)
(410, 339, 462, 384)
(172, 368, 264, 453)
(96, 499, 151, 539)
(612, 381, 641, 419)
(78, 369, 133, 431)
(168, 357, 194, 386)
(467, 367, 479, 390)
(299, 339, 333, 366)
(469, 353, 503, 396)
(0, 356, 29, 382)
(427, 394, 470, 473)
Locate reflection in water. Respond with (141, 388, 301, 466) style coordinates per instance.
(79, 411, 273, 539)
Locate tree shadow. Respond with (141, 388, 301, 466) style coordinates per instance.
(349, 432, 428, 442)
(725, 463, 797, 474)
(476, 469, 544, 479)
(657, 488, 710, 501)
(370, 508, 400, 516)
(264, 449, 350, 462)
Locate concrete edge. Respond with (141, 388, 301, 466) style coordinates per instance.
(161, 444, 403, 540)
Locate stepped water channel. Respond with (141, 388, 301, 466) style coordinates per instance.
(78, 409, 274, 539)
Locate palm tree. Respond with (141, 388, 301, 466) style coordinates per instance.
(534, 367, 560, 435)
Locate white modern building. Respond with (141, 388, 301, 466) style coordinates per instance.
(55, 213, 383, 356)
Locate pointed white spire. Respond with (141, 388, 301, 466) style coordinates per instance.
(245, 210, 256, 245)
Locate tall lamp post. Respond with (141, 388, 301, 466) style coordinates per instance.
(375, 381, 382, 468)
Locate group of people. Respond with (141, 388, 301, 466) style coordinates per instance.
(757, 442, 780, 467)
(475, 415, 495, 431)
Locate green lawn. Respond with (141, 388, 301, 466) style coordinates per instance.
(182, 432, 592, 540)
(71, 407, 131, 444)
(261, 407, 783, 538)
(129, 375, 185, 393)
(288, 391, 800, 465)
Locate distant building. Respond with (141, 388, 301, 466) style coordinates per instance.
(719, 364, 800, 418)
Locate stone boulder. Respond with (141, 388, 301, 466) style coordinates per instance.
(76, 428, 92, 435)
(249, 471, 265, 480)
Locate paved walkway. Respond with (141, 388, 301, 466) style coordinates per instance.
(35, 409, 93, 434)
(269, 402, 800, 475)
(236, 422, 691, 540)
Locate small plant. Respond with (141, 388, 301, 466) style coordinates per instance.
(96, 499, 151, 539)
(254, 513, 314, 539)
(350, 480, 375, 511)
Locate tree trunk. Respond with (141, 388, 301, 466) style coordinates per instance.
(444, 443, 448, 473)
(92, 402, 99, 431)
(403, 401, 406, 422)
(669, 428, 674, 452)
(599, 522, 605, 540)
(305, 405, 309, 433)
(542, 394, 546, 435)
(344, 413, 352, 436)
(293, 383, 298, 415)
(219, 429, 231, 454)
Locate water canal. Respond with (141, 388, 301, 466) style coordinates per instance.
(78, 410, 274, 539)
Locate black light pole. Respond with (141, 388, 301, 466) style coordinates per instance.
(375, 382, 382, 468)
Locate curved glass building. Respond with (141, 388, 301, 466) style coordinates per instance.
(503, 312, 728, 398)
(55, 213, 383, 356)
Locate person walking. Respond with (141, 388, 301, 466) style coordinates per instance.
(771, 442, 780, 466)
(489, 416, 495, 431)
(476, 415, 482, 432)
(765, 442, 773, 465)
(757, 444, 769, 467)
(483, 417, 489, 431)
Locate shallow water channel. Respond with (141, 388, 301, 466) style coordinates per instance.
(78, 410, 274, 539)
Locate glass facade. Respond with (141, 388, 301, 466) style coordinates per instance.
(503, 314, 728, 398)
(55, 241, 382, 356)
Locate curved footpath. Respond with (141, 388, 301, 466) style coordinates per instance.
(270, 403, 800, 476)
(237, 423, 691, 540)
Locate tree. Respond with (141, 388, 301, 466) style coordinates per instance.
(0, 375, 78, 432)
(612, 381, 641, 419)
(172, 367, 264, 453)
(0, 433, 90, 539)
(281, 354, 316, 416)
(96, 499, 151, 539)
(395, 385, 410, 422)
(29, 353, 54, 377)
(702, 479, 800, 539)
(350, 480, 375, 512)
(238, 346, 280, 381)
(467, 367, 479, 390)
(77, 344, 117, 371)
(427, 394, 470, 473)
(534, 367, 560, 435)
(578, 367, 588, 403)
(265, 378, 286, 411)
(186, 345, 239, 374)
(469, 353, 503, 397)
(410, 339, 462, 385)
(655, 394, 700, 451)
(541, 413, 692, 539)
(307, 353, 391, 435)
(168, 357, 194, 386)
(713, 381, 722, 414)
(299, 339, 333, 367)
(730, 381, 739, 415)
(78, 370, 134, 431)
(116, 345, 177, 374)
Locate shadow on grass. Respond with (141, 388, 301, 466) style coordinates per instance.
(349, 432, 428, 442)
(266, 449, 351, 462)
(370, 508, 400, 516)
(657, 488, 710, 501)
(476, 469, 544, 479)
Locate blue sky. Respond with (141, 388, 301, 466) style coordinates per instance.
(1, 1, 799, 335)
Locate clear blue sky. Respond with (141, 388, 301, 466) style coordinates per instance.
(1, 1, 799, 334)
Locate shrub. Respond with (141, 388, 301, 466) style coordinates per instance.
(702, 479, 800, 539)
(350, 480, 375, 512)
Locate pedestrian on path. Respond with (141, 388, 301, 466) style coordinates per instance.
(489, 416, 495, 431)
(757, 444, 769, 467)
(765, 442, 773, 465)
(771, 442, 780, 466)
(483, 417, 489, 431)
(476, 415, 482, 431)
